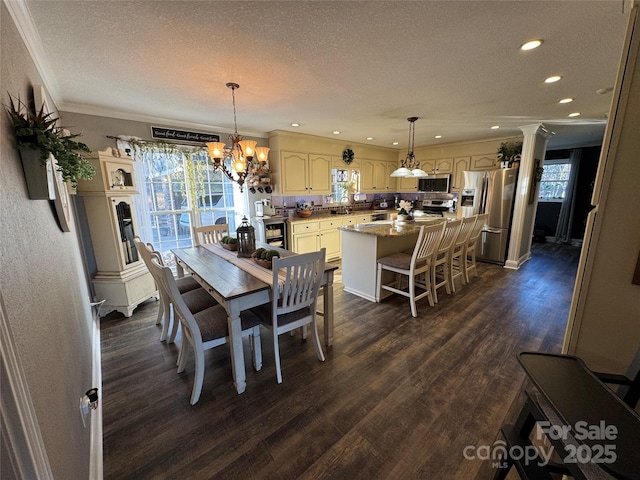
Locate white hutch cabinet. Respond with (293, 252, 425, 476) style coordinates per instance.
(77, 147, 156, 317)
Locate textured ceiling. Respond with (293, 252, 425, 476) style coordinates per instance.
(13, 0, 631, 150)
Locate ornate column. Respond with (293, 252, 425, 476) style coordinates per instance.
(505, 123, 553, 269)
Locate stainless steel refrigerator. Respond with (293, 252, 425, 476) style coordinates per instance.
(461, 167, 518, 264)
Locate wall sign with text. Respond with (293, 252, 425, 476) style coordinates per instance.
(151, 126, 220, 143)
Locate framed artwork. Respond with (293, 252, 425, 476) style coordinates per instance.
(34, 85, 71, 232)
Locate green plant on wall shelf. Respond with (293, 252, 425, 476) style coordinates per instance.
(5, 94, 95, 187)
(497, 141, 523, 167)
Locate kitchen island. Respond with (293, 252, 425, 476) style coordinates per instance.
(338, 220, 443, 302)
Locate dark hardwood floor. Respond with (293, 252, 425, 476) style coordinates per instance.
(101, 242, 581, 479)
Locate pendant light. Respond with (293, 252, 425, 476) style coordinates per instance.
(390, 117, 429, 178)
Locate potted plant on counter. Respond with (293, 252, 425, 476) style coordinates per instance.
(5, 94, 95, 198)
(396, 200, 414, 222)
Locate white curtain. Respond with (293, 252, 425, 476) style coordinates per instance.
(555, 149, 581, 244)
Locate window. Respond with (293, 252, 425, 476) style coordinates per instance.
(538, 160, 572, 201)
(132, 145, 244, 267)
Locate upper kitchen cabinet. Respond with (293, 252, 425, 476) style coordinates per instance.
(273, 151, 332, 195)
(360, 159, 396, 192)
(451, 156, 471, 193)
(470, 154, 499, 170)
(422, 157, 453, 175)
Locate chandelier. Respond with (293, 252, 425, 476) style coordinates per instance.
(206, 83, 270, 192)
(390, 117, 428, 178)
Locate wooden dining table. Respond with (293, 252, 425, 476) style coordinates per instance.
(171, 243, 338, 394)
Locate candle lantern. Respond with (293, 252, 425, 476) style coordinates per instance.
(236, 216, 255, 258)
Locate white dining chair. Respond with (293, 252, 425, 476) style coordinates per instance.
(463, 212, 489, 283)
(376, 223, 444, 317)
(449, 216, 477, 292)
(133, 236, 205, 343)
(249, 249, 326, 384)
(193, 224, 230, 245)
(147, 256, 262, 404)
(431, 218, 462, 303)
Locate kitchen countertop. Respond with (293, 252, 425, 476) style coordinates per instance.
(286, 209, 395, 223)
(338, 218, 445, 237)
(283, 209, 458, 223)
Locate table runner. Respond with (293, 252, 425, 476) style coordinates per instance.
(203, 243, 287, 289)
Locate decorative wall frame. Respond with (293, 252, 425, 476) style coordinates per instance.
(34, 85, 71, 231)
(529, 158, 543, 204)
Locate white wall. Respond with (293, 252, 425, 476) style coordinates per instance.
(1, 4, 93, 478)
(565, 8, 640, 373)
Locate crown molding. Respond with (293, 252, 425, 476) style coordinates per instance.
(60, 102, 268, 139)
(4, 0, 60, 104)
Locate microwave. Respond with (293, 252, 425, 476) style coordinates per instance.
(418, 175, 450, 193)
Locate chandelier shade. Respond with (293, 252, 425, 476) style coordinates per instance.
(205, 83, 270, 192)
(390, 117, 429, 178)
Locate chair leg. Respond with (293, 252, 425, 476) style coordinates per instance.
(449, 255, 457, 293)
(252, 326, 262, 371)
(190, 348, 205, 405)
(168, 303, 180, 344)
(159, 296, 171, 342)
(431, 264, 439, 304)
(177, 339, 189, 372)
(310, 320, 325, 362)
(156, 296, 164, 325)
(425, 272, 434, 307)
(463, 252, 471, 284)
(409, 274, 417, 317)
(375, 263, 383, 302)
(273, 331, 283, 384)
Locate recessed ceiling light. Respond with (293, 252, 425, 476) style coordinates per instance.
(290, 123, 300, 127)
(568, 112, 580, 117)
(520, 39, 543, 51)
(545, 75, 563, 83)
(596, 87, 614, 95)
(491, 125, 500, 130)
(435, 135, 442, 139)
(332, 131, 340, 135)
(559, 98, 574, 104)
(392, 141, 399, 146)
(366, 137, 373, 141)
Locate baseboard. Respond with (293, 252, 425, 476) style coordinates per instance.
(504, 251, 532, 270)
(89, 303, 103, 480)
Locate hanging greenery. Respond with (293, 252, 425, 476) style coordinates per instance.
(121, 137, 210, 209)
(5, 94, 95, 187)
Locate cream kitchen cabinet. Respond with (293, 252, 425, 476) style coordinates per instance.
(451, 156, 471, 193)
(422, 157, 454, 175)
(342, 213, 372, 225)
(360, 159, 394, 192)
(470, 154, 499, 170)
(289, 217, 343, 260)
(276, 151, 332, 195)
